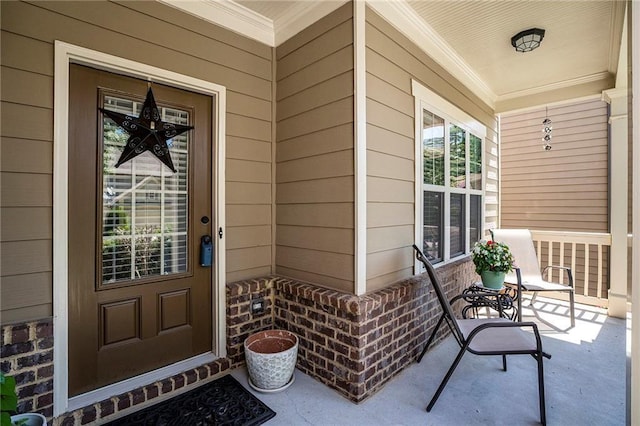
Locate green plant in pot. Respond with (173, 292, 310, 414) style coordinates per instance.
(1, 372, 19, 426)
(472, 240, 515, 289)
(1, 373, 47, 426)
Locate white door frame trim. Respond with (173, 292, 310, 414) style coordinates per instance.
(53, 41, 227, 416)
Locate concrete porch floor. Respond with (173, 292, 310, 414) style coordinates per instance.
(232, 295, 627, 425)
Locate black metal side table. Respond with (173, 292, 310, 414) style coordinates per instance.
(458, 284, 518, 320)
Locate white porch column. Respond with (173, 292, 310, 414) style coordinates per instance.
(602, 88, 628, 319)
(630, 1, 639, 423)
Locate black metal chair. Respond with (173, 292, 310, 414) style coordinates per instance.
(413, 244, 551, 425)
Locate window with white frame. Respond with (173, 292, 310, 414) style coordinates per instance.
(412, 80, 485, 266)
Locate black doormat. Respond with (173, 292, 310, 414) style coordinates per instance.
(107, 375, 276, 426)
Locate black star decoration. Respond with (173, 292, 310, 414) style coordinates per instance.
(99, 87, 193, 173)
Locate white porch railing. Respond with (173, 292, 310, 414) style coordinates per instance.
(530, 230, 612, 306)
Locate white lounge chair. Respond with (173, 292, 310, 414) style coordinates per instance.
(491, 229, 575, 327)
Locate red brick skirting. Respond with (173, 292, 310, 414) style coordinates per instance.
(226, 257, 475, 402)
(0, 257, 475, 424)
(0, 320, 54, 418)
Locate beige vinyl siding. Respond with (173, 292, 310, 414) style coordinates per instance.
(364, 7, 499, 291)
(0, 0, 273, 323)
(500, 99, 609, 297)
(275, 4, 355, 293)
(500, 99, 608, 231)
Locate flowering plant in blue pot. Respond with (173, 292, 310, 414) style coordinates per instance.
(472, 240, 515, 289)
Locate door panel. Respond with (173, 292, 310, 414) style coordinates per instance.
(68, 64, 213, 396)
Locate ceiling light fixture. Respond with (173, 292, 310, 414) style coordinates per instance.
(511, 28, 545, 53)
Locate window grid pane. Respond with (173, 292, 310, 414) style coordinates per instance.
(470, 194, 482, 251)
(101, 95, 189, 285)
(423, 191, 444, 263)
(423, 110, 445, 186)
(449, 124, 466, 188)
(449, 193, 465, 257)
(470, 134, 482, 190)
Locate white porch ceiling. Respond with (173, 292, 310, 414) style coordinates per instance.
(160, 0, 626, 109)
(406, 0, 625, 100)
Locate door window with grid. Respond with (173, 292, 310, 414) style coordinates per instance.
(101, 95, 190, 286)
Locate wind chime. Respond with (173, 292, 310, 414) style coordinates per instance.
(542, 107, 552, 151)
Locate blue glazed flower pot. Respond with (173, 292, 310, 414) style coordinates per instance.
(11, 413, 48, 426)
(480, 270, 506, 290)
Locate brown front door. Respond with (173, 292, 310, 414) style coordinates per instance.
(68, 64, 213, 396)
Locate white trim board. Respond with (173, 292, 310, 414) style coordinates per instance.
(353, 0, 367, 295)
(496, 72, 612, 103)
(53, 41, 227, 416)
(158, 0, 274, 46)
(632, 3, 640, 423)
(497, 93, 603, 117)
(157, 0, 349, 47)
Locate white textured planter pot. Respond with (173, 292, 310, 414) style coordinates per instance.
(10, 413, 48, 426)
(244, 330, 298, 392)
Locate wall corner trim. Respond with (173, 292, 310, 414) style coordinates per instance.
(354, 0, 367, 296)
